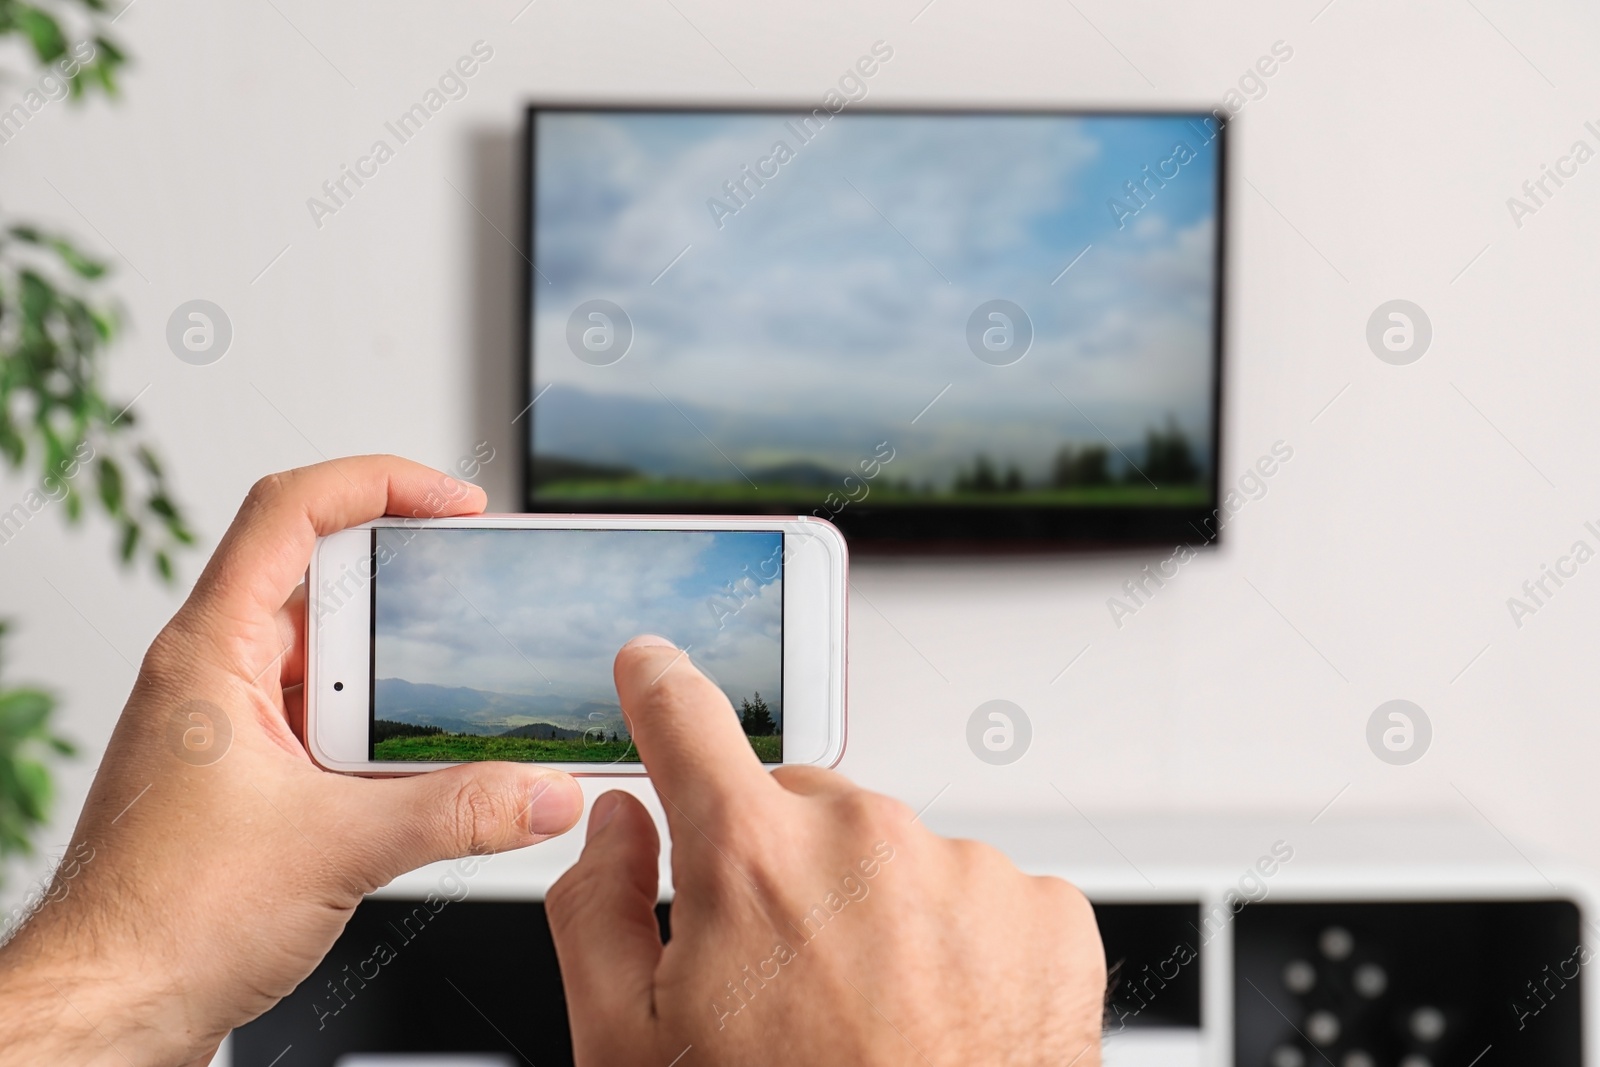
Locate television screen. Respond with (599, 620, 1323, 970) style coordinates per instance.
(523, 107, 1224, 547)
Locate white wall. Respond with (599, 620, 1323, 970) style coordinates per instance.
(3, 0, 1599, 911)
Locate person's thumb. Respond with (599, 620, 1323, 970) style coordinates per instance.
(353, 762, 584, 885)
(547, 791, 664, 1055)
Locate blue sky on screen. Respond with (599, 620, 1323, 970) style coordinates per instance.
(531, 111, 1219, 484)
(373, 528, 781, 704)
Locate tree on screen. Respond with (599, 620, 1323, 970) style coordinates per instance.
(1052, 444, 1111, 487)
(954, 454, 1000, 493)
(1136, 418, 1201, 485)
(739, 693, 776, 736)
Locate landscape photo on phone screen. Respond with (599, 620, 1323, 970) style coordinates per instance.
(369, 527, 783, 763)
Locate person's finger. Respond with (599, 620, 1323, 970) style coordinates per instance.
(771, 764, 853, 797)
(346, 762, 583, 885)
(613, 635, 777, 835)
(187, 455, 487, 629)
(276, 583, 307, 690)
(282, 685, 305, 747)
(546, 792, 663, 1056)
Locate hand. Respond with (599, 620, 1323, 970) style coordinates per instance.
(0, 456, 585, 1066)
(547, 635, 1106, 1066)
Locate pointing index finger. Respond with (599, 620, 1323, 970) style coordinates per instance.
(613, 635, 777, 840)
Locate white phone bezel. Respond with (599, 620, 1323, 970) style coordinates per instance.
(305, 514, 847, 776)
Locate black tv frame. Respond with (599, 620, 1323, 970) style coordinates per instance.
(520, 104, 1227, 552)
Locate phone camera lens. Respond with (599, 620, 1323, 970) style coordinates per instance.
(333, 682, 344, 692)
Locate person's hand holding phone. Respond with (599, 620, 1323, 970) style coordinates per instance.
(548, 636, 1107, 1065)
(0, 457, 584, 1066)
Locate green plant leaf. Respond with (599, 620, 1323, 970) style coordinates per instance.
(17, 8, 66, 62)
(14, 758, 51, 821)
(135, 445, 161, 477)
(0, 152, 196, 584)
(96, 456, 121, 512)
(0, 626, 72, 868)
(0, 9, 189, 868)
(0, 0, 136, 867)
(118, 518, 138, 561)
(0, 421, 22, 468)
(93, 33, 123, 63)
(0, 687, 52, 736)
(50, 238, 106, 280)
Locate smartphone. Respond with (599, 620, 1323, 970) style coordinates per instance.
(305, 515, 847, 775)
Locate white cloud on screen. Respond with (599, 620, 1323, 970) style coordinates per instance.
(373, 529, 782, 706)
(532, 113, 1218, 481)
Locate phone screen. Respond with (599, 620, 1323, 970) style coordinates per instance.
(368, 527, 784, 764)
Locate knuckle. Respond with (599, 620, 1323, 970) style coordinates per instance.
(139, 625, 192, 683)
(450, 778, 508, 854)
(546, 854, 643, 941)
(1033, 876, 1104, 966)
(772, 765, 848, 793)
(243, 471, 290, 511)
(949, 835, 998, 866)
(545, 866, 594, 928)
(132, 619, 216, 705)
(940, 836, 1018, 884)
(768, 765, 807, 790)
(769, 765, 824, 793)
(836, 789, 913, 833)
(1035, 873, 1093, 917)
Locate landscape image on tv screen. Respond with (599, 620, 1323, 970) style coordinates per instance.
(528, 110, 1219, 525)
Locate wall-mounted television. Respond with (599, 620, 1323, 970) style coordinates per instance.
(522, 106, 1225, 548)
